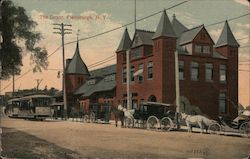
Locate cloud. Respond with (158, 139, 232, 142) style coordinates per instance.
(234, 0, 250, 7)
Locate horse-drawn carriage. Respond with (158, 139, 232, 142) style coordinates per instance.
(82, 103, 111, 124)
(208, 111, 250, 137)
(119, 102, 179, 131)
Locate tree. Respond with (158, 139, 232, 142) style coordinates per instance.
(0, 0, 48, 79)
(246, 106, 250, 111)
(238, 103, 244, 111)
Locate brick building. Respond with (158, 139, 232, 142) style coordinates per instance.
(65, 10, 239, 120)
(116, 10, 239, 119)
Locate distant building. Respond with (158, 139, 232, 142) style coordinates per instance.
(65, 42, 116, 116)
(66, 10, 239, 119)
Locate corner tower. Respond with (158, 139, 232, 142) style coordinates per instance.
(152, 10, 177, 104)
(66, 41, 90, 94)
(215, 20, 239, 118)
(116, 28, 131, 105)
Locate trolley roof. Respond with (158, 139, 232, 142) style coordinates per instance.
(19, 94, 51, 101)
(141, 102, 175, 107)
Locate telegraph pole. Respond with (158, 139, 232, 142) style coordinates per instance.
(53, 23, 72, 120)
(35, 79, 43, 91)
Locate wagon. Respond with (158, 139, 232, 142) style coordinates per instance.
(124, 102, 179, 131)
(83, 103, 111, 124)
(208, 112, 250, 137)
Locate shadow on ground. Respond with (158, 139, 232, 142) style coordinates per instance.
(1, 127, 82, 159)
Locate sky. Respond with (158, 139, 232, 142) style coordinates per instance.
(1, 0, 250, 106)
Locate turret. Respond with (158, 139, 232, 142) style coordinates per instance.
(215, 20, 239, 118)
(66, 41, 90, 94)
(152, 10, 177, 104)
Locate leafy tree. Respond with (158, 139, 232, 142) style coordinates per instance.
(246, 105, 250, 111)
(0, 0, 48, 79)
(238, 103, 244, 111)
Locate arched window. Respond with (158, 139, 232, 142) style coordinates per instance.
(148, 95, 157, 102)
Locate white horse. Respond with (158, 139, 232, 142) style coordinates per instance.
(117, 104, 135, 119)
(181, 113, 217, 133)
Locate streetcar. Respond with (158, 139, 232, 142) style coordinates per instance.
(7, 94, 52, 120)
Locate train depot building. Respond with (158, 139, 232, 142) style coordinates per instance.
(66, 10, 239, 120)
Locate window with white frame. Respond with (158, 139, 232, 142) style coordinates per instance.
(220, 65, 226, 83)
(87, 79, 95, 85)
(131, 66, 135, 82)
(203, 46, 210, 54)
(195, 45, 202, 53)
(138, 64, 144, 83)
(122, 67, 126, 83)
(205, 63, 213, 81)
(179, 61, 184, 80)
(147, 61, 153, 79)
(191, 62, 199, 80)
(219, 93, 226, 114)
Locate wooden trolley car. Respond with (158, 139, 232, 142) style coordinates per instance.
(7, 94, 52, 120)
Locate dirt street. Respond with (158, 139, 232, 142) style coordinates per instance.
(1, 118, 249, 159)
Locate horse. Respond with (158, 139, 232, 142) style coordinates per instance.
(180, 112, 217, 133)
(117, 105, 135, 127)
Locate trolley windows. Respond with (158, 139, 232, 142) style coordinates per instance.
(32, 98, 50, 107)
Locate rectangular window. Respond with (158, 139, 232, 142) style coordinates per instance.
(131, 66, 135, 82)
(179, 61, 184, 80)
(87, 79, 95, 85)
(123, 53, 126, 62)
(191, 62, 199, 80)
(203, 46, 210, 54)
(205, 63, 213, 81)
(138, 64, 144, 83)
(132, 100, 138, 110)
(220, 65, 226, 83)
(147, 61, 153, 79)
(131, 48, 141, 59)
(195, 45, 202, 53)
(122, 67, 127, 83)
(219, 93, 226, 114)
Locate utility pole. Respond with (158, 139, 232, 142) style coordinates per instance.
(134, 0, 137, 31)
(126, 50, 131, 110)
(12, 67, 15, 93)
(35, 79, 43, 91)
(175, 50, 180, 129)
(53, 23, 72, 120)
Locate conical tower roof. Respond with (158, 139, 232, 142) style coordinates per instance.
(215, 21, 239, 48)
(116, 28, 132, 52)
(66, 41, 89, 75)
(152, 10, 177, 39)
(171, 14, 188, 37)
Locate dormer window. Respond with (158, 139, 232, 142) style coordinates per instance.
(104, 74, 116, 82)
(194, 45, 210, 54)
(195, 45, 202, 53)
(131, 47, 142, 59)
(87, 79, 96, 85)
(203, 46, 210, 54)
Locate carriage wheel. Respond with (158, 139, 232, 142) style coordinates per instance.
(208, 123, 221, 135)
(83, 115, 90, 123)
(160, 117, 173, 131)
(239, 121, 250, 137)
(146, 116, 160, 130)
(125, 117, 134, 128)
(90, 112, 96, 123)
